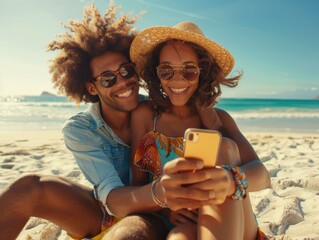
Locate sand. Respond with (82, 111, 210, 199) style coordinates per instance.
(0, 130, 318, 240)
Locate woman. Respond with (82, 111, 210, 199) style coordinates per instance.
(130, 22, 270, 239)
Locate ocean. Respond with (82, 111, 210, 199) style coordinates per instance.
(0, 95, 318, 134)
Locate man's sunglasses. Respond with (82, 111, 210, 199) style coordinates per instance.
(92, 63, 136, 88)
(156, 63, 200, 81)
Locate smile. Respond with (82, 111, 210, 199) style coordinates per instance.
(169, 87, 188, 95)
(116, 88, 133, 98)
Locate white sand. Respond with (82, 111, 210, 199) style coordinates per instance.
(0, 130, 318, 240)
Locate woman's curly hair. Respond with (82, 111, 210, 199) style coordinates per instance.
(48, 1, 139, 103)
(141, 40, 242, 114)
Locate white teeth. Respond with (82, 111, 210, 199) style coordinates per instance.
(170, 87, 188, 94)
(117, 89, 132, 98)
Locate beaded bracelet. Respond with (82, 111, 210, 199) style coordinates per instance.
(151, 178, 169, 208)
(222, 165, 248, 200)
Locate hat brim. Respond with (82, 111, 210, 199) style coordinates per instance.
(130, 26, 234, 78)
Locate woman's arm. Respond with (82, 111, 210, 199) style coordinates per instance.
(216, 108, 271, 191)
(159, 107, 271, 211)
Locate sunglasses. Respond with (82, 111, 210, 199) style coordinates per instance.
(156, 63, 200, 81)
(92, 63, 136, 88)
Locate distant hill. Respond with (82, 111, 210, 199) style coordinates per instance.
(40, 91, 56, 97)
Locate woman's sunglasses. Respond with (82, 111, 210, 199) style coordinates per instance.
(92, 63, 136, 88)
(156, 63, 200, 81)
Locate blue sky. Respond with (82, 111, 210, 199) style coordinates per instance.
(0, 0, 318, 99)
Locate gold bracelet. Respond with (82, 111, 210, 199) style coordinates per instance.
(151, 178, 168, 208)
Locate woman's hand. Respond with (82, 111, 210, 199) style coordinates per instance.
(187, 166, 235, 205)
(160, 158, 214, 211)
(160, 158, 236, 211)
(169, 208, 198, 226)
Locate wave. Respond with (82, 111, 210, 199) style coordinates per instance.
(0, 95, 68, 103)
(229, 110, 319, 119)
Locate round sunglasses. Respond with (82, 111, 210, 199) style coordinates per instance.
(156, 63, 200, 81)
(92, 63, 136, 88)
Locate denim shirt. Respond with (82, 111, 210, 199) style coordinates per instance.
(62, 102, 130, 214)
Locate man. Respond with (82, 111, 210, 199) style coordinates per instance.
(0, 3, 168, 239)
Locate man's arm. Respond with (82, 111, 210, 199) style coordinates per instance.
(63, 108, 161, 218)
(107, 102, 163, 217)
(63, 116, 125, 207)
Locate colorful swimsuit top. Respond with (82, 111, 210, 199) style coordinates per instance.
(133, 116, 184, 180)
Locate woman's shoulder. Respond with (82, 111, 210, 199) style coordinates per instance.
(133, 100, 154, 115)
(215, 107, 240, 137)
(131, 100, 155, 126)
(131, 101, 155, 137)
(215, 108, 232, 120)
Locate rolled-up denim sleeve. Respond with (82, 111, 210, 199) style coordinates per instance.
(62, 119, 124, 206)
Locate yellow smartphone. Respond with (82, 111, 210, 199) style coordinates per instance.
(183, 128, 221, 167)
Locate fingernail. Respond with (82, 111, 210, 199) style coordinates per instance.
(196, 161, 204, 169)
(209, 191, 215, 199)
(205, 171, 211, 178)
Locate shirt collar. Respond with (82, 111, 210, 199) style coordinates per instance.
(87, 102, 128, 147)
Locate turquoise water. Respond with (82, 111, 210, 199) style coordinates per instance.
(217, 98, 319, 133)
(218, 98, 319, 112)
(0, 96, 318, 133)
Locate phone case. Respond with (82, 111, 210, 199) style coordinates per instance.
(183, 128, 221, 167)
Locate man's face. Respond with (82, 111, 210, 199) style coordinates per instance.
(88, 52, 139, 112)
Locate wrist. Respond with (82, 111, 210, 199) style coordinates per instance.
(151, 178, 168, 208)
(227, 170, 236, 196)
(223, 165, 248, 200)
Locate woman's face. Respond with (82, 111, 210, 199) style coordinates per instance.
(158, 41, 200, 108)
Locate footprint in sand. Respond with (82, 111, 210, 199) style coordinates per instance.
(269, 197, 304, 235)
(273, 178, 306, 191)
(1, 150, 30, 156)
(268, 168, 281, 177)
(33, 145, 53, 151)
(66, 170, 82, 178)
(254, 197, 271, 214)
(51, 169, 60, 175)
(0, 143, 17, 147)
(288, 144, 297, 149)
(31, 155, 45, 160)
(1, 164, 14, 169)
(310, 140, 319, 150)
(260, 151, 277, 163)
(3, 156, 16, 163)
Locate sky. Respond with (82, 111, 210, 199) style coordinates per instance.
(0, 0, 318, 99)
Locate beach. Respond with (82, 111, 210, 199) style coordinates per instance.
(0, 96, 319, 239)
(0, 130, 318, 240)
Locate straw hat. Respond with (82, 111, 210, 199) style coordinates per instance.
(130, 21, 234, 77)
